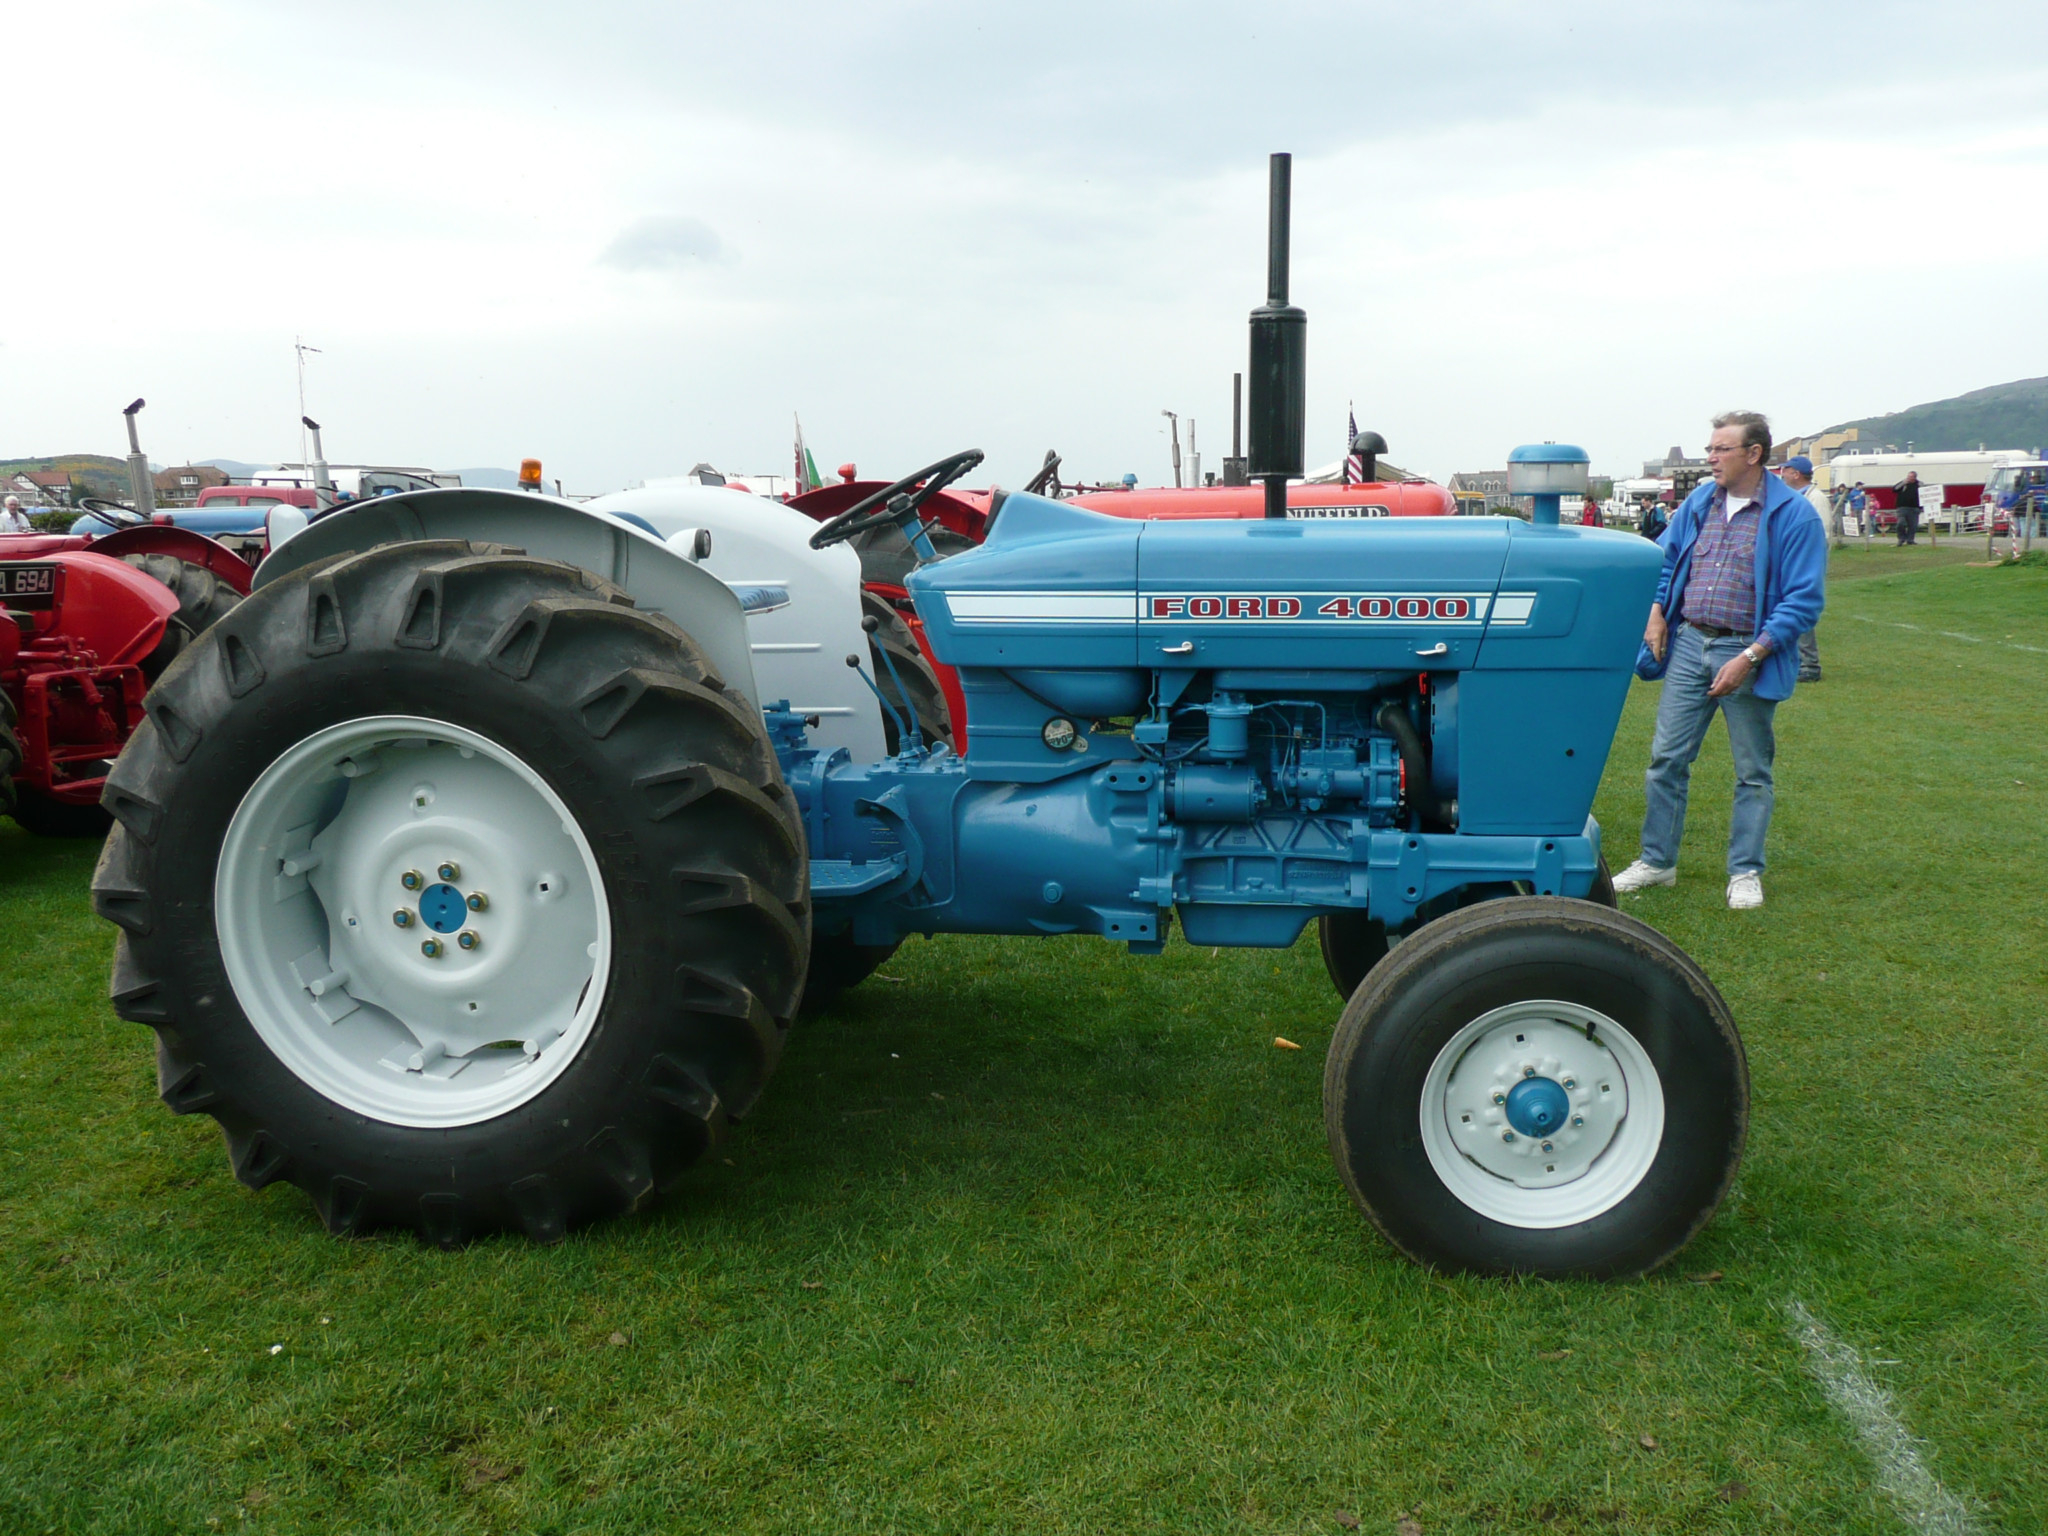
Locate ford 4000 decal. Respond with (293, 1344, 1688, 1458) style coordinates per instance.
(939, 592, 1537, 626)
(1144, 592, 1535, 625)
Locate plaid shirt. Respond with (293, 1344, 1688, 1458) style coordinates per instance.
(1681, 485, 1762, 639)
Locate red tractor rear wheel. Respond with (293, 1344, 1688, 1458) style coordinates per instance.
(120, 553, 243, 680)
(0, 692, 19, 821)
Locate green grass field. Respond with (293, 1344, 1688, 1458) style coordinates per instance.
(2, 547, 2043, 1534)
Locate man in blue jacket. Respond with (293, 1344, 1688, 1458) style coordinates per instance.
(1611, 411, 1827, 909)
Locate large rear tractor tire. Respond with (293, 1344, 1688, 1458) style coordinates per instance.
(1323, 897, 1746, 1278)
(863, 589, 953, 753)
(0, 693, 19, 820)
(12, 790, 114, 839)
(845, 523, 976, 589)
(123, 553, 241, 682)
(122, 552, 244, 635)
(92, 541, 808, 1245)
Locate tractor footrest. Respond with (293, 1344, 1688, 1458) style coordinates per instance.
(809, 854, 911, 900)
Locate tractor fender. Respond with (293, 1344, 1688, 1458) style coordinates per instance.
(251, 488, 761, 708)
(585, 485, 888, 764)
(33, 550, 179, 669)
(91, 525, 255, 595)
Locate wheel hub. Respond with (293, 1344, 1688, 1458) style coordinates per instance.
(1504, 1076, 1570, 1139)
(419, 882, 469, 934)
(1419, 999, 1666, 1229)
(215, 716, 610, 1128)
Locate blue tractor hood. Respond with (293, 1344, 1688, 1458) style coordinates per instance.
(909, 492, 1523, 673)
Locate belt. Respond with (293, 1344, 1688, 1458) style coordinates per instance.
(1689, 622, 1739, 638)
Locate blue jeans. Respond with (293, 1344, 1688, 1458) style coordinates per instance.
(1640, 623, 1778, 876)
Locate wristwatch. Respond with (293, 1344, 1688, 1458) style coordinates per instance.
(1741, 645, 1764, 667)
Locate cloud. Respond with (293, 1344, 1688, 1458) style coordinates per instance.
(600, 216, 726, 272)
(6, 2, 2048, 491)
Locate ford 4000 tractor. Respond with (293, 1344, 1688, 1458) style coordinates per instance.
(92, 158, 1745, 1277)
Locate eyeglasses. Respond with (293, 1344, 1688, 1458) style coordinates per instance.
(1703, 444, 1756, 458)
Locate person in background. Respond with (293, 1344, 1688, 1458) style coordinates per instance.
(0, 495, 32, 533)
(1639, 498, 1669, 541)
(1894, 471, 1923, 546)
(1611, 410, 1826, 910)
(1580, 494, 1604, 527)
(1776, 456, 1829, 682)
(1847, 482, 1868, 537)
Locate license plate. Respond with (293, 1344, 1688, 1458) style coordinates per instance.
(0, 562, 59, 610)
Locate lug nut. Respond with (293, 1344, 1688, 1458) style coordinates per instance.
(1522, 1065, 1537, 1077)
(421, 938, 444, 959)
(437, 861, 461, 882)
(1562, 1077, 1577, 1090)
(457, 930, 481, 951)
(393, 909, 414, 929)
(401, 869, 424, 891)
(1571, 1115, 1585, 1129)
(1502, 1130, 1516, 1143)
(465, 891, 488, 912)
(1540, 1141, 1554, 1154)
(1491, 1091, 1506, 1105)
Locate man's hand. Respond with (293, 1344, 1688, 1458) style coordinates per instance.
(1708, 652, 1754, 698)
(1644, 606, 1668, 662)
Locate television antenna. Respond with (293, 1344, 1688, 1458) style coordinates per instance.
(296, 337, 323, 475)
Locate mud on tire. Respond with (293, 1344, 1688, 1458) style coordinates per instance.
(92, 540, 808, 1244)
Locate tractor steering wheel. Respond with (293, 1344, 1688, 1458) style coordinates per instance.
(807, 449, 984, 551)
(77, 497, 149, 529)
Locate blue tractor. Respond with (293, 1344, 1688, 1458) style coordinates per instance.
(92, 159, 1745, 1277)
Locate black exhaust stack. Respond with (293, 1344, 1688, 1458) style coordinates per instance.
(1247, 152, 1306, 518)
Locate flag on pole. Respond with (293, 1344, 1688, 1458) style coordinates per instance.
(1344, 404, 1365, 485)
(794, 414, 826, 493)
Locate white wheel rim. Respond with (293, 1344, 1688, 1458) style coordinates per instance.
(1418, 999, 1664, 1229)
(215, 715, 611, 1128)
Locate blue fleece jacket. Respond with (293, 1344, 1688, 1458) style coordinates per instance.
(1653, 474, 1827, 702)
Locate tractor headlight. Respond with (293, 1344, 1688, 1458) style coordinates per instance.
(1041, 717, 1078, 752)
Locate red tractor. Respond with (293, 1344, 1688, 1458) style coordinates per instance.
(2, 513, 250, 835)
(784, 447, 1457, 750)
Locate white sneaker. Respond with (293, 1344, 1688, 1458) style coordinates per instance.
(1610, 859, 1677, 893)
(1727, 872, 1764, 909)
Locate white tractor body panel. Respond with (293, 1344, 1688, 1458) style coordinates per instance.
(584, 486, 888, 763)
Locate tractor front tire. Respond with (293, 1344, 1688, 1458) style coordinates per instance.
(1588, 854, 1618, 908)
(798, 929, 901, 1015)
(1323, 897, 1746, 1278)
(93, 541, 808, 1245)
(1317, 911, 1388, 1001)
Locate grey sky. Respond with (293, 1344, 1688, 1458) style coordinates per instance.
(4, 1, 2044, 492)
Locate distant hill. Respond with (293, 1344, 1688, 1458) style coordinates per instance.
(0, 453, 131, 501)
(1813, 376, 2048, 455)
